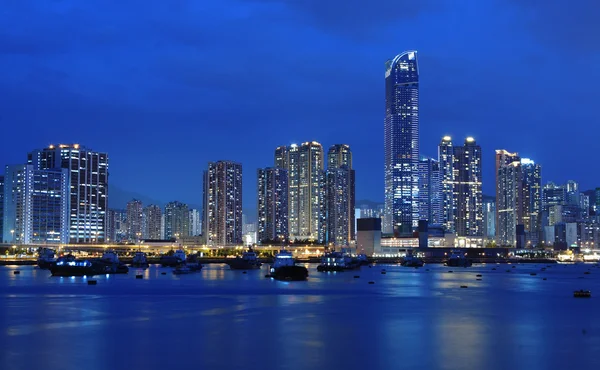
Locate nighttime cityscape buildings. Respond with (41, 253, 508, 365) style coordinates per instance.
(418, 156, 441, 226)
(126, 199, 143, 241)
(143, 205, 162, 240)
(2, 144, 107, 245)
(164, 201, 190, 240)
(326, 144, 355, 246)
(203, 161, 243, 246)
(384, 50, 419, 236)
(275, 142, 326, 243)
(257, 167, 288, 243)
(438, 137, 483, 238)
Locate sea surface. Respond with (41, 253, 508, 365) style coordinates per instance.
(1, 262, 600, 370)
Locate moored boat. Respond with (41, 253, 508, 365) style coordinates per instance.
(227, 248, 262, 270)
(352, 254, 370, 267)
(401, 251, 424, 267)
(267, 250, 308, 281)
(317, 249, 359, 272)
(160, 249, 186, 267)
(444, 250, 473, 267)
(37, 248, 57, 269)
(50, 258, 98, 277)
(96, 250, 129, 274)
(131, 251, 150, 268)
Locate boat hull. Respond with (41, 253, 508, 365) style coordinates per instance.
(227, 260, 262, 270)
(269, 265, 308, 281)
(445, 259, 473, 267)
(37, 260, 55, 270)
(317, 265, 345, 272)
(50, 265, 100, 277)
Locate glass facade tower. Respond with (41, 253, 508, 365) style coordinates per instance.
(384, 51, 419, 235)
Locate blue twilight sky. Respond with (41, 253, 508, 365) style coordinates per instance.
(1, 0, 599, 210)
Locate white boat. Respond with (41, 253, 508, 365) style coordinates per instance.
(317, 250, 354, 272)
(267, 250, 308, 281)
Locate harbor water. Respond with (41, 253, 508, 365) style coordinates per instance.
(1, 263, 600, 370)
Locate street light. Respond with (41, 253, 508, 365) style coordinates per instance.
(10, 229, 15, 243)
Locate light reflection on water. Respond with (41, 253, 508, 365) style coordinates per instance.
(1, 263, 600, 370)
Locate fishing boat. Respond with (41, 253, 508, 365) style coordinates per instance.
(160, 249, 186, 267)
(317, 250, 353, 272)
(37, 248, 57, 269)
(444, 250, 473, 267)
(227, 248, 262, 270)
(131, 251, 150, 268)
(266, 250, 308, 281)
(96, 250, 129, 274)
(401, 250, 424, 267)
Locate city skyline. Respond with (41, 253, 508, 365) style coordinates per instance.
(1, 2, 598, 210)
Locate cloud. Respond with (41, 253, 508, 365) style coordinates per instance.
(242, 0, 443, 39)
(508, 0, 600, 52)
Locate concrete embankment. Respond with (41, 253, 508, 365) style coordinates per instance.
(0, 257, 558, 266)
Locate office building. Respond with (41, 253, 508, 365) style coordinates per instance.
(580, 194, 590, 218)
(3, 164, 69, 244)
(418, 156, 441, 225)
(28, 144, 108, 243)
(439, 137, 483, 237)
(275, 142, 326, 242)
(257, 167, 288, 243)
(126, 199, 143, 241)
(143, 205, 162, 240)
(203, 161, 243, 246)
(164, 201, 190, 240)
(384, 50, 419, 235)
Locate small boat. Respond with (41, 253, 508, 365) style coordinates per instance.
(184, 253, 203, 272)
(96, 250, 129, 274)
(227, 248, 262, 270)
(444, 250, 473, 267)
(50, 258, 98, 277)
(37, 248, 57, 269)
(574, 290, 592, 298)
(160, 249, 186, 267)
(401, 251, 424, 267)
(317, 249, 358, 272)
(267, 250, 308, 281)
(131, 251, 150, 269)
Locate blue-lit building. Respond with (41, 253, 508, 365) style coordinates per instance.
(2, 164, 69, 244)
(0, 175, 4, 241)
(384, 50, 419, 236)
(28, 144, 109, 243)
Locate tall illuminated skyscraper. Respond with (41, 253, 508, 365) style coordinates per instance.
(326, 144, 355, 246)
(384, 50, 419, 235)
(439, 137, 483, 237)
(126, 199, 143, 241)
(203, 161, 243, 246)
(28, 144, 108, 243)
(275, 142, 325, 242)
(439, 136, 455, 233)
(454, 138, 483, 237)
(257, 167, 288, 243)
